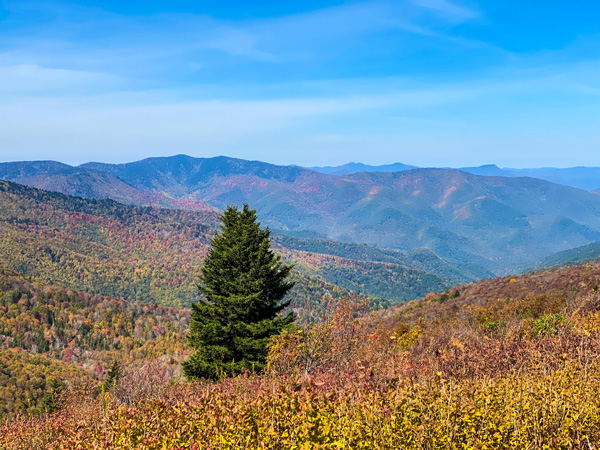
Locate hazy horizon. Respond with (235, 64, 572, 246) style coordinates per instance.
(2, 153, 600, 172)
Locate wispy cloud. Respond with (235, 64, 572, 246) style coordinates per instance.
(0, 0, 481, 72)
(412, 0, 480, 21)
(0, 64, 119, 93)
(199, 0, 480, 61)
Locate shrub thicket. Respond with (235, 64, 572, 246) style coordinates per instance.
(4, 264, 600, 448)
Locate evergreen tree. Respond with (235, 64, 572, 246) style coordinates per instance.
(102, 359, 121, 392)
(41, 378, 64, 414)
(183, 204, 295, 380)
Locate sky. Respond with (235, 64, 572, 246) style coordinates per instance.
(0, 0, 600, 167)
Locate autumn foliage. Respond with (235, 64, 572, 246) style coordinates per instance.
(3, 263, 600, 448)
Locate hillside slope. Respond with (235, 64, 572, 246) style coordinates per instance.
(6, 155, 600, 274)
(273, 234, 492, 282)
(84, 155, 600, 274)
(5, 260, 600, 447)
(530, 241, 600, 270)
(0, 180, 454, 306)
(0, 161, 214, 211)
(384, 261, 600, 325)
(0, 268, 190, 369)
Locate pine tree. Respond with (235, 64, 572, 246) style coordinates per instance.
(183, 204, 295, 380)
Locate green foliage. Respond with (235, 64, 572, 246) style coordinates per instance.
(313, 261, 448, 305)
(184, 205, 295, 380)
(102, 360, 121, 392)
(532, 313, 565, 337)
(479, 319, 506, 333)
(41, 378, 64, 414)
(432, 288, 461, 304)
(0, 349, 87, 421)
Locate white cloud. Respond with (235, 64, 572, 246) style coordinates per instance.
(0, 0, 480, 71)
(200, 1, 477, 60)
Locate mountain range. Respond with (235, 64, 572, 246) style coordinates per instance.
(3, 155, 600, 275)
(314, 162, 600, 191)
(460, 165, 600, 191)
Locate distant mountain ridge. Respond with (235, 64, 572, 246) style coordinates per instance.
(312, 162, 600, 191)
(460, 165, 600, 191)
(3, 155, 600, 275)
(311, 162, 418, 175)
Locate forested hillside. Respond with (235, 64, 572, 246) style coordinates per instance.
(0, 269, 190, 368)
(0, 268, 191, 420)
(5, 155, 600, 274)
(0, 180, 455, 307)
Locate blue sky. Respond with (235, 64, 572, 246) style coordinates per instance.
(0, 0, 600, 167)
